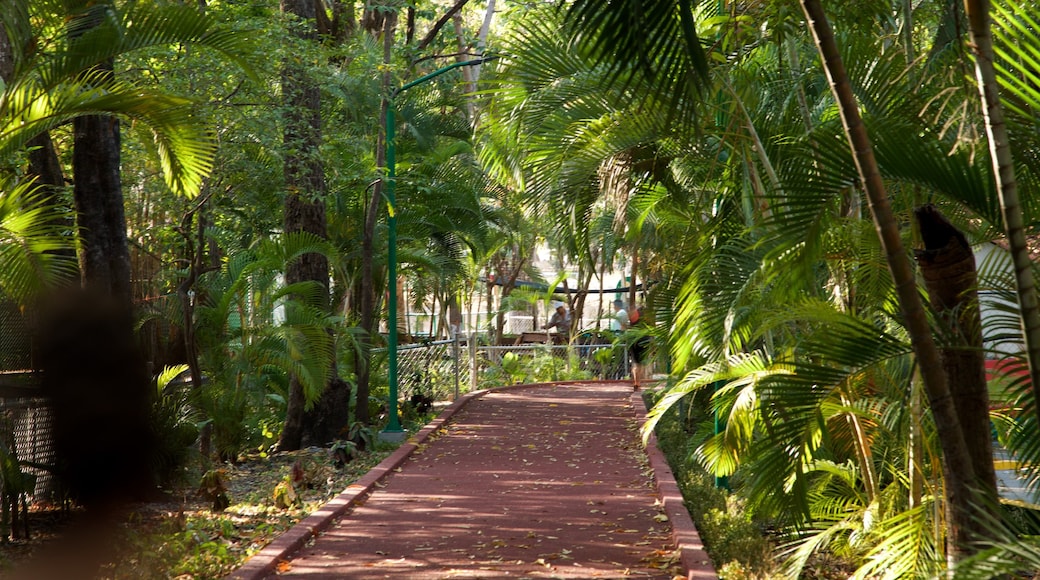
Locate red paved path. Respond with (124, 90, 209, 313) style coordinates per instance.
(229, 382, 716, 579)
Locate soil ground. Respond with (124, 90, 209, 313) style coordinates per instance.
(0, 446, 391, 579)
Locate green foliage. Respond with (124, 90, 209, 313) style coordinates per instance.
(478, 348, 594, 389)
(1, 0, 254, 198)
(0, 179, 76, 305)
(150, 364, 200, 486)
(147, 232, 343, 461)
(648, 390, 775, 578)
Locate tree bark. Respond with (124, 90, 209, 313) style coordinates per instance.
(277, 0, 349, 450)
(64, 4, 132, 304)
(73, 78, 133, 305)
(915, 204, 1000, 537)
(800, 0, 983, 561)
(0, 18, 13, 82)
(964, 0, 1040, 428)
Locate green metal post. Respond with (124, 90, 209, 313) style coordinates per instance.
(384, 104, 402, 434)
(712, 379, 730, 490)
(382, 56, 496, 437)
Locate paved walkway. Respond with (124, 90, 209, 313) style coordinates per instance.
(228, 382, 716, 579)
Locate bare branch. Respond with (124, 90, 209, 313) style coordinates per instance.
(416, 0, 470, 52)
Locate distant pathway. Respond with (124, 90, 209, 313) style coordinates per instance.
(230, 382, 715, 579)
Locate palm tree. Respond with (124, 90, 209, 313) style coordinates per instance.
(800, 0, 991, 559)
(964, 0, 1040, 427)
(0, 0, 251, 302)
(488, 0, 1027, 574)
(190, 233, 337, 460)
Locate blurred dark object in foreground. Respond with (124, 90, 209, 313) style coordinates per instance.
(37, 289, 155, 508)
(12, 289, 157, 579)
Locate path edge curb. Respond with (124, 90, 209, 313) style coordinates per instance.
(632, 390, 719, 579)
(224, 387, 492, 580)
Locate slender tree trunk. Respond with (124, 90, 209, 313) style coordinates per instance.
(628, 245, 638, 309)
(471, 0, 495, 82)
(964, 0, 1040, 426)
(800, 0, 983, 561)
(453, 15, 476, 120)
(176, 194, 216, 458)
(357, 10, 397, 426)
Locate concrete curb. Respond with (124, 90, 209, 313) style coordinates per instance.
(224, 388, 488, 580)
(632, 390, 718, 579)
(225, 381, 716, 579)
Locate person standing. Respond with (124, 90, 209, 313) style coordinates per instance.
(610, 299, 629, 332)
(543, 302, 572, 336)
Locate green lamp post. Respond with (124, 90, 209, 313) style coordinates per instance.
(381, 56, 496, 438)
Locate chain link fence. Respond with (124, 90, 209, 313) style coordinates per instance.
(0, 300, 54, 503)
(0, 382, 55, 503)
(386, 334, 631, 405)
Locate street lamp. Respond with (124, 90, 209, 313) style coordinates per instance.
(381, 55, 496, 439)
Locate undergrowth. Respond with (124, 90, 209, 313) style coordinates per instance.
(645, 388, 778, 579)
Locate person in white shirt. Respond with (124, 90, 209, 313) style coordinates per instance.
(611, 299, 628, 332)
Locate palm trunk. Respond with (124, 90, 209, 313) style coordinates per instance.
(840, 391, 879, 506)
(964, 0, 1040, 426)
(800, 0, 982, 560)
(915, 204, 1001, 549)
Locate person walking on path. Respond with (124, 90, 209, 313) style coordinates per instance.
(257, 383, 694, 579)
(628, 305, 653, 388)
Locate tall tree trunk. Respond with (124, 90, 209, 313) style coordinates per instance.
(915, 204, 1000, 535)
(0, 18, 12, 82)
(277, 0, 348, 450)
(453, 14, 476, 120)
(176, 195, 214, 458)
(964, 0, 1040, 426)
(66, 5, 131, 303)
(471, 0, 495, 82)
(73, 74, 133, 305)
(800, 0, 985, 561)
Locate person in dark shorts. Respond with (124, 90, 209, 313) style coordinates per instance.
(628, 305, 651, 387)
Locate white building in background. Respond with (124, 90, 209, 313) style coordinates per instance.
(396, 242, 636, 341)
(976, 241, 1026, 357)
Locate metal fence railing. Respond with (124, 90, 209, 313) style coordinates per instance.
(380, 335, 631, 406)
(0, 377, 55, 503)
(395, 339, 464, 403)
